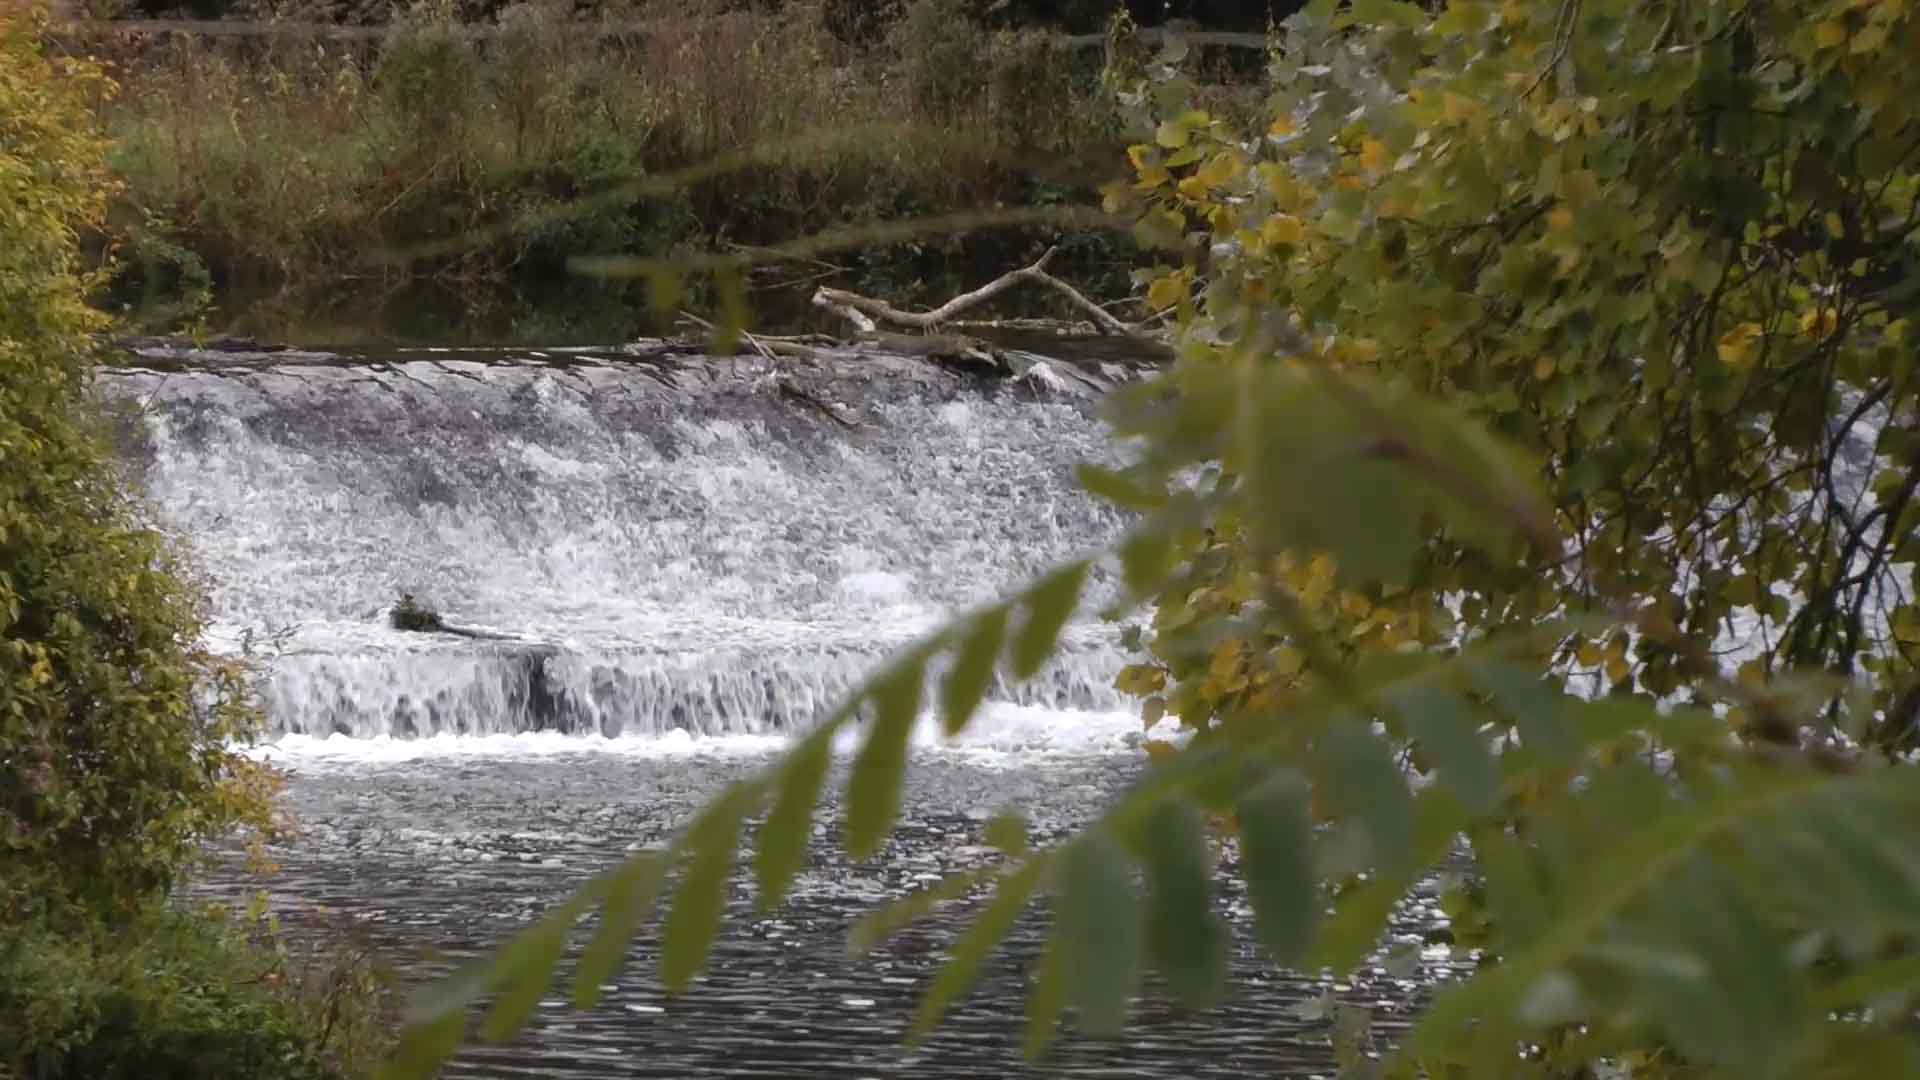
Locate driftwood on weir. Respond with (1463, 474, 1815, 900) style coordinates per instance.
(810, 247, 1156, 342)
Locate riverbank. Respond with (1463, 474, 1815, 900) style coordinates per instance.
(70, 0, 1262, 342)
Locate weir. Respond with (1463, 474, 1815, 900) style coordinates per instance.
(100, 340, 1148, 740)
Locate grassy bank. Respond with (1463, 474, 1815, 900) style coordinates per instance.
(81, 0, 1214, 339)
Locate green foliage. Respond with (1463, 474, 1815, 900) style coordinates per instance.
(1, 8, 280, 921)
(89, 0, 1142, 318)
(379, 2, 1920, 1078)
(0, 903, 390, 1080)
(887, 0, 990, 117)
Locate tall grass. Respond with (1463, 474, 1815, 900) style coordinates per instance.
(86, 0, 1149, 334)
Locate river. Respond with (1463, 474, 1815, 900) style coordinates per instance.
(101, 338, 1464, 1078)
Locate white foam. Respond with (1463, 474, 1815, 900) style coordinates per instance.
(247, 701, 1180, 768)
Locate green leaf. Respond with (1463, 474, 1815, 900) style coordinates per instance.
(645, 269, 683, 323)
(1317, 723, 1413, 874)
(985, 809, 1029, 857)
(398, 953, 494, 1027)
(1395, 767, 1894, 1072)
(708, 266, 750, 356)
(661, 783, 758, 993)
(1076, 463, 1163, 510)
(1120, 527, 1175, 597)
(1012, 562, 1088, 679)
(1240, 371, 1554, 584)
(479, 895, 589, 1042)
(1139, 801, 1228, 1009)
(1472, 662, 1579, 763)
(1813, 954, 1920, 1012)
(911, 858, 1047, 1039)
(1023, 936, 1069, 1060)
(844, 654, 926, 859)
(1237, 767, 1317, 967)
(1399, 689, 1501, 816)
(1473, 826, 1548, 946)
(754, 730, 830, 912)
(1314, 789, 1466, 974)
(942, 608, 1006, 736)
(375, 1011, 465, 1080)
(1059, 830, 1142, 1035)
(848, 867, 991, 955)
(573, 855, 668, 1008)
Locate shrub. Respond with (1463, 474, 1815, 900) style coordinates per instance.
(2, 16, 379, 1080)
(0, 904, 389, 1080)
(0, 7, 279, 921)
(887, 0, 990, 119)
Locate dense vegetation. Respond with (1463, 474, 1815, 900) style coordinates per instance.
(382, 1, 1920, 1078)
(76, 0, 1234, 337)
(0, 11, 384, 1076)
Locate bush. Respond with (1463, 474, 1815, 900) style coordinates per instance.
(887, 0, 990, 119)
(0, 904, 389, 1080)
(0, 8, 279, 922)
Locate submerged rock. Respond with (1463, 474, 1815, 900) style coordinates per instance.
(389, 592, 447, 632)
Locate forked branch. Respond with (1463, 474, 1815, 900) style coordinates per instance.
(811, 247, 1155, 341)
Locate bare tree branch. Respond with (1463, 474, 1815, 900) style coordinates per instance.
(810, 247, 1155, 341)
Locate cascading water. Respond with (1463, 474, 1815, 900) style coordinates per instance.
(101, 343, 1147, 743)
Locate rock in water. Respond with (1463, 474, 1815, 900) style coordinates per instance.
(389, 593, 447, 633)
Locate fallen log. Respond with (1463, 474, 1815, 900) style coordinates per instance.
(810, 247, 1158, 342)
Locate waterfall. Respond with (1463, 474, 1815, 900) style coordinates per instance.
(101, 343, 1144, 740)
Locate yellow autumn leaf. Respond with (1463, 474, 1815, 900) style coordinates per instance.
(1533, 355, 1556, 380)
(1207, 640, 1244, 682)
(1261, 214, 1306, 248)
(1575, 640, 1603, 667)
(1716, 321, 1763, 367)
(1441, 91, 1479, 123)
(1268, 112, 1296, 137)
(1145, 274, 1188, 311)
(1177, 174, 1210, 201)
(1134, 164, 1171, 190)
(1197, 152, 1241, 188)
(1272, 644, 1304, 678)
(1114, 664, 1167, 696)
(1799, 307, 1839, 340)
(1824, 210, 1846, 238)
(1359, 138, 1390, 172)
(1255, 162, 1298, 204)
(1155, 120, 1189, 149)
(1126, 144, 1156, 170)
(1547, 207, 1575, 231)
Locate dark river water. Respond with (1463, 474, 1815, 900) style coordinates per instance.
(198, 747, 1464, 1079)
